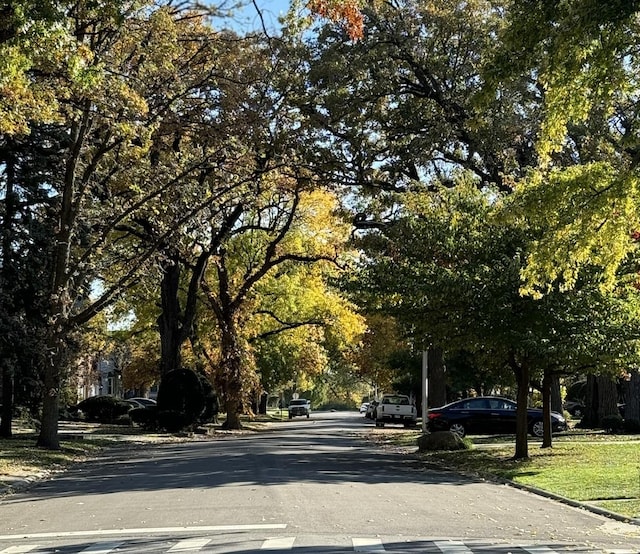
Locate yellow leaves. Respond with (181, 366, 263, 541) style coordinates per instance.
(0, 44, 59, 134)
(515, 163, 640, 296)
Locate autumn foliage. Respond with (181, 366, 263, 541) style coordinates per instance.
(307, 0, 364, 40)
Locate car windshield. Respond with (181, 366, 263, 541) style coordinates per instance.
(289, 399, 308, 406)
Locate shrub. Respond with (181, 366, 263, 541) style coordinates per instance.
(156, 368, 205, 431)
(601, 414, 624, 434)
(129, 406, 159, 430)
(623, 418, 640, 434)
(417, 431, 471, 452)
(158, 409, 191, 433)
(73, 396, 131, 423)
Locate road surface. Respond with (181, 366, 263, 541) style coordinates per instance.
(0, 411, 639, 553)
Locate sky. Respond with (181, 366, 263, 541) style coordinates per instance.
(218, 1, 296, 32)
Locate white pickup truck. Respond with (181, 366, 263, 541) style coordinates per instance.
(375, 394, 418, 427)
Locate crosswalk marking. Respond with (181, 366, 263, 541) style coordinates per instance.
(167, 538, 212, 552)
(352, 537, 385, 552)
(261, 537, 296, 550)
(433, 540, 473, 553)
(0, 536, 617, 553)
(0, 524, 287, 541)
(78, 543, 124, 553)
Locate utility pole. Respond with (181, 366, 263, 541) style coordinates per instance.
(422, 350, 429, 434)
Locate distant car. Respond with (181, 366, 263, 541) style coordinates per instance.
(129, 397, 157, 407)
(359, 402, 370, 414)
(288, 399, 311, 419)
(427, 396, 567, 438)
(365, 400, 379, 419)
(125, 397, 157, 410)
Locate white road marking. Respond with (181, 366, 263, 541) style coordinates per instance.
(261, 537, 296, 550)
(522, 547, 555, 553)
(167, 537, 212, 551)
(78, 543, 124, 553)
(433, 540, 473, 553)
(0, 524, 287, 541)
(352, 537, 385, 552)
(0, 547, 41, 553)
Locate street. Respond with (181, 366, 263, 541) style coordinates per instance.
(0, 411, 639, 553)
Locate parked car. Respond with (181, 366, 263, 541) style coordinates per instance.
(375, 394, 417, 428)
(288, 399, 311, 419)
(127, 397, 157, 408)
(359, 402, 370, 414)
(427, 396, 567, 438)
(563, 400, 585, 418)
(365, 400, 379, 419)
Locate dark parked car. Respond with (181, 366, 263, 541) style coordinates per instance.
(563, 400, 585, 418)
(427, 396, 567, 438)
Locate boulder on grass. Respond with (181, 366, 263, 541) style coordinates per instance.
(417, 431, 469, 452)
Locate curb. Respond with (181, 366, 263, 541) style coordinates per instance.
(506, 479, 640, 527)
(0, 471, 51, 497)
(412, 450, 640, 527)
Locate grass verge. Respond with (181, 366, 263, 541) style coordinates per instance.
(0, 435, 113, 479)
(392, 430, 640, 520)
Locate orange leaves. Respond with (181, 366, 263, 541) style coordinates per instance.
(307, 0, 364, 40)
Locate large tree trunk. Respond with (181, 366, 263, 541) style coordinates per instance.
(428, 345, 447, 408)
(622, 369, 640, 422)
(582, 374, 598, 428)
(597, 375, 619, 426)
(541, 370, 552, 449)
(511, 353, 530, 460)
(36, 333, 66, 450)
(0, 359, 13, 438)
(157, 249, 213, 378)
(0, 147, 16, 439)
(220, 324, 244, 430)
(158, 260, 183, 376)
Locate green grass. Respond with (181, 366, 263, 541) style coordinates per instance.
(0, 436, 110, 477)
(411, 435, 640, 519)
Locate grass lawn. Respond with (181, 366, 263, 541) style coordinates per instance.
(1, 412, 283, 485)
(399, 430, 640, 520)
(0, 436, 110, 478)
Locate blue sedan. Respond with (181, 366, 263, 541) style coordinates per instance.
(427, 396, 567, 438)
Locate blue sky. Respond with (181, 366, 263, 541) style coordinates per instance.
(222, 1, 295, 32)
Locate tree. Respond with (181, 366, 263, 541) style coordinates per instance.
(1, 1, 262, 448)
(491, 2, 640, 296)
(252, 260, 366, 404)
(199, 187, 356, 428)
(349, 182, 640, 457)
(350, 314, 407, 397)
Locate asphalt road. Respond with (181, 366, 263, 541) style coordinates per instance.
(0, 411, 639, 553)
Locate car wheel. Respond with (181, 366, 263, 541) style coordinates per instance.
(572, 407, 583, 418)
(306, 413, 310, 418)
(449, 422, 466, 437)
(531, 420, 544, 437)
(375, 420, 384, 428)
